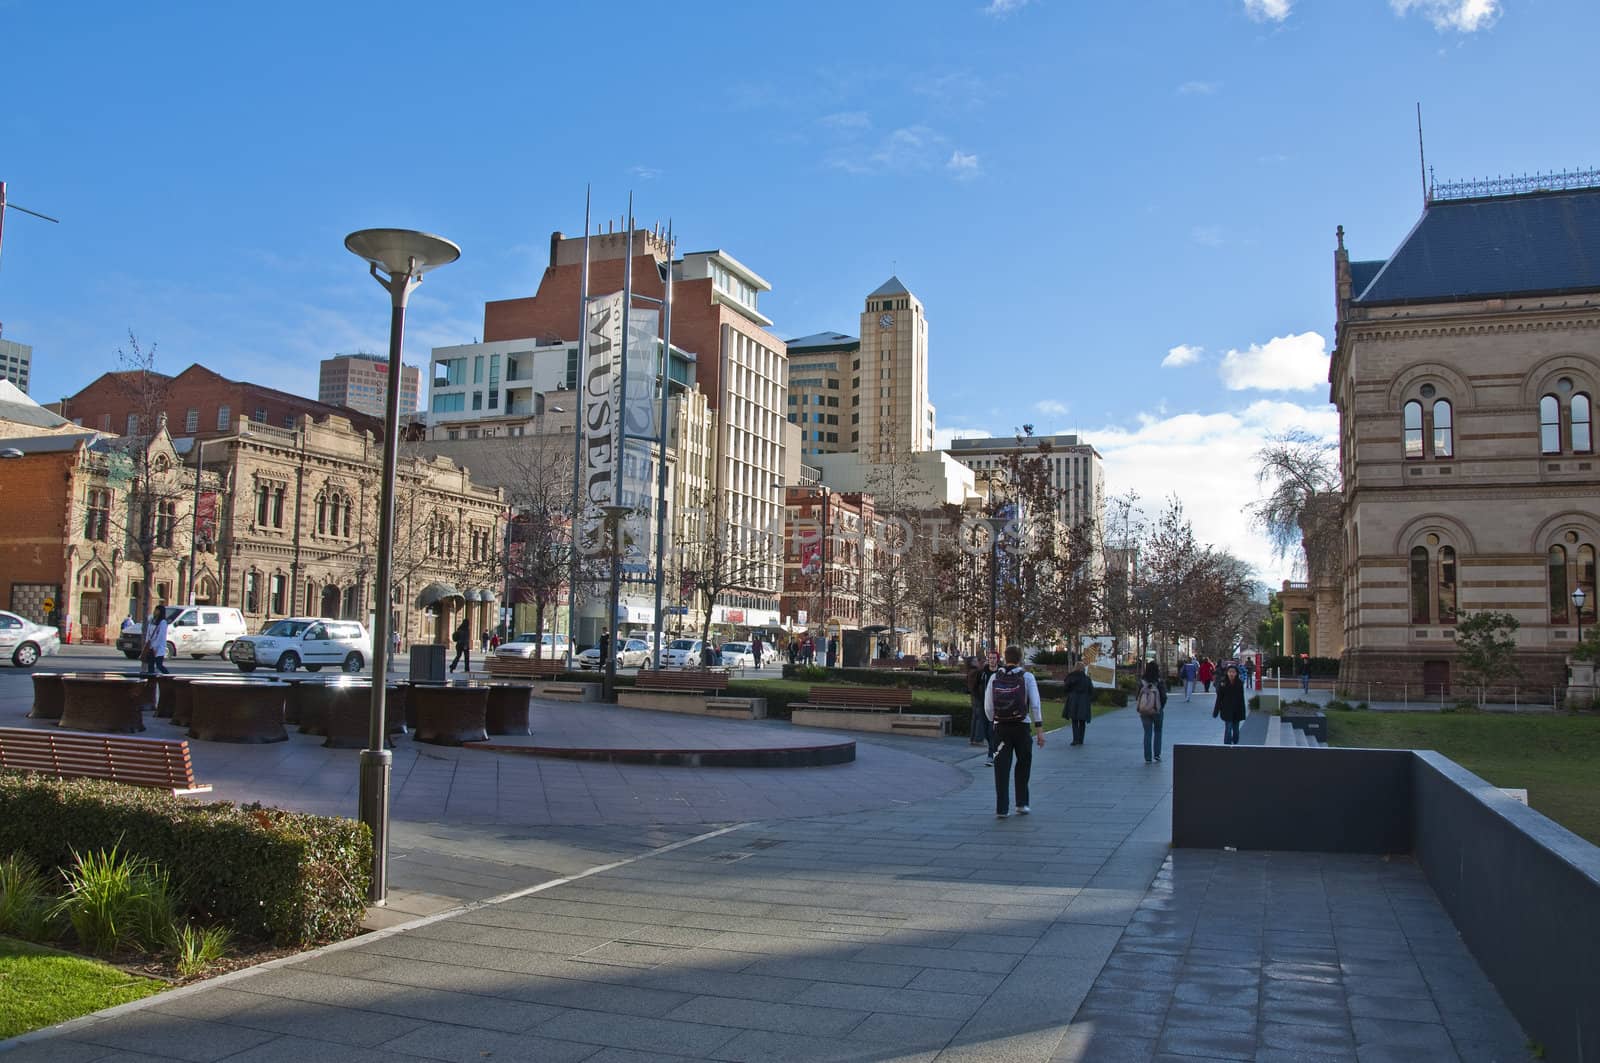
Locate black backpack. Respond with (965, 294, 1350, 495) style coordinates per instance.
(990, 668, 1029, 724)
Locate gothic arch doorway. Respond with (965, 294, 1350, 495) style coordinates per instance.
(321, 584, 341, 619)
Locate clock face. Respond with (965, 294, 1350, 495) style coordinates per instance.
(878, 313, 894, 330)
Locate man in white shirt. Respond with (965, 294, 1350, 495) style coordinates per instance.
(144, 608, 172, 676)
(984, 644, 1045, 818)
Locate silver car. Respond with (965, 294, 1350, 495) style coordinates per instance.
(576, 638, 652, 670)
(494, 632, 571, 660)
(718, 641, 756, 669)
(0, 610, 60, 668)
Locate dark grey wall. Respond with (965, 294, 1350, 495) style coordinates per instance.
(1171, 745, 1412, 854)
(1412, 752, 1600, 1063)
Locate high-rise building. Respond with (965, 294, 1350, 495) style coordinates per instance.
(858, 277, 935, 459)
(948, 433, 1105, 540)
(476, 226, 790, 630)
(318, 353, 420, 417)
(785, 331, 856, 457)
(0, 334, 32, 394)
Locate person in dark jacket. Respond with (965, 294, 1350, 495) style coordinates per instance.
(449, 619, 471, 673)
(966, 656, 999, 763)
(1139, 660, 1168, 763)
(1062, 661, 1094, 746)
(1198, 657, 1215, 693)
(1213, 664, 1248, 744)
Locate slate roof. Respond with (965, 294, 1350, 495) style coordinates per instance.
(1349, 260, 1386, 297)
(786, 331, 860, 351)
(868, 276, 910, 297)
(1355, 187, 1600, 305)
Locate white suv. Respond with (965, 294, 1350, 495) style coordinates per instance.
(231, 617, 371, 673)
(494, 632, 571, 660)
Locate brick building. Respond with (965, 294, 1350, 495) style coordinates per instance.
(58, 364, 383, 442)
(1331, 176, 1600, 695)
(780, 485, 878, 634)
(318, 353, 420, 418)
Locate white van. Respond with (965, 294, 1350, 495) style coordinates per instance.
(163, 606, 247, 660)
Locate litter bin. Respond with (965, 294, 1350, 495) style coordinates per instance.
(409, 644, 447, 683)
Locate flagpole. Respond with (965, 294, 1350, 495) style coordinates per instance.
(650, 224, 674, 668)
(566, 186, 590, 666)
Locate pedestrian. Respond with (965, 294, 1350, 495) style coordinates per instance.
(449, 618, 471, 673)
(121, 615, 137, 634)
(1213, 664, 1248, 745)
(1299, 656, 1311, 694)
(1180, 657, 1198, 702)
(1063, 660, 1094, 746)
(985, 645, 1044, 817)
(967, 655, 999, 764)
(752, 633, 764, 670)
(144, 607, 171, 677)
(392, 628, 402, 657)
(1137, 660, 1167, 763)
(787, 639, 797, 665)
(1244, 657, 1256, 690)
(480, 628, 491, 654)
(827, 636, 839, 668)
(1198, 657, 1215, 693)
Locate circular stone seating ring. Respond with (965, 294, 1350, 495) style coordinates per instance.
(295, 677, 371, 738)
(29, 673, 65, 720)
(58, 674, 152, 734)
(188, 680, 289, 743)
(154, 674, 183, 718)
(166, 674, 241, 729)
(482, 682, 534, 736)
(408, 682, 490, 746)
(321, 683, 408, 749)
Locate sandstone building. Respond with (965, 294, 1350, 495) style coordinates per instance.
(1331, 176, 1600, 695)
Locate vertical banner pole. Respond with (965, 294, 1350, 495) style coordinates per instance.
(651, 226, 674, 668)
(604, 197, 634, 697)
(566, 187, 591, 665)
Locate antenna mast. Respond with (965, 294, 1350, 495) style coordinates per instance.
(1416, 103, 1429, 207)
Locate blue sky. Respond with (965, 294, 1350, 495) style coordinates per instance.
(2, 0, 1594, 579)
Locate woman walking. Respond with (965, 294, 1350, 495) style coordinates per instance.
(1137, 660, 1167, 763)
(1213, 663, 1248, 745)
(1198, 657, 1215, 693)
(1062, 661, 1094, 746)
(967, 655, 999, 765)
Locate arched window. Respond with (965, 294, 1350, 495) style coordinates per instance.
(1549, 546, 1569, 622)
(1572, 394, 1592, 453)
(1581, 544, 1597, 621)
(1437, 546, 1457, 623)
(316, 494, 327, 535)
(1403, 401, 1423, 459)
(341, 496, 352, 538)
(1410, 546, 1430, 623)
(1541, 396, 1562, 454)
(1432, 400, 1453, 458)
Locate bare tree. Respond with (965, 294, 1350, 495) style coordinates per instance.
(500, 433, 588, 658)
(1252, 429, 1343, 580)
(680, 486, 775, 650)
(861, 450, 923, 651)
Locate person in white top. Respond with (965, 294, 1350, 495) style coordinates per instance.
(984, 644, 1045, 817)
(144, 608, 172, 676)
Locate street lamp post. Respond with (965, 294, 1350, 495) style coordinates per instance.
(601, 503, 630, 700)
(185, 438, 208, 604)
(986, 515, 1006, 655)
(1575, 586, 1588, 645)
(343, 228, 460, 905)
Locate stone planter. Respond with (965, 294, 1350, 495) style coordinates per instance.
(1283, 710, 1328, 743)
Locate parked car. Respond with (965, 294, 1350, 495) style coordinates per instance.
(575, 638, 652, 670)
(230, 617, 370, 673)
(717, 641, 756, 669)
(116, 605, 247, 660)
(657, 638, 705, 668)
(0, 610, 60, 668)
(494, 632, 571, 660)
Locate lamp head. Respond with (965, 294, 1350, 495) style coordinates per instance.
(344, 228, 461, 277)
(1575, 586, 1588, 609)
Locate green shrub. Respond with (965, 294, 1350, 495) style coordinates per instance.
(52, 845, 161, 957)
(1093, 687, 1128, 708)
(171, 921, 232, 978)
(1248, 695, 1261, 712)
(0, 772, 370, 946)
(1262, 655, 1341, 677)
(1029, 650, 1074, 666)
(1325, 699, 1353, 712)
(0, 853, 55, 941)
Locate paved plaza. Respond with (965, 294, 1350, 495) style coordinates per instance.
(0, 654, 1532, 1061)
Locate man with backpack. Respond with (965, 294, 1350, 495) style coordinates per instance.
(984, 645, 1044, 818)
(1137, 660, 1168, 763)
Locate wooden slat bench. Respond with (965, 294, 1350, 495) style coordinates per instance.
(636, 669, 731, 694)
(618, 669, 763, 719)
(486, 656, 569, 679)
(790, 685, 948, 737)
(0, 727, 211, 795)
(869, 658, 919, 670)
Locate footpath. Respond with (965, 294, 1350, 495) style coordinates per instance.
(1, 704, 1528, 1062)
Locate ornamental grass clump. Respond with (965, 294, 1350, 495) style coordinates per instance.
(51, 844, 164, 957)
(170, 921, 232, 978)
(0, 853, 55, 941)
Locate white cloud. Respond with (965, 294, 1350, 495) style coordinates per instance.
(819, 111, 871, 130)
(1177, 80, 1220, 95)
(981, 0, 1032, 16)
(1090, 399, 1339, 581)
(1191, 225, 1225, 247)
(1244, 0, 1292, 21)
(1162, 344, 1203, 368)
(933, 426, 994, 449)
(1034, 399, 1067, 415)
(1218, 332, 1330, 392)
(946, 150, 982, 179)
(1391, 0, 1500, 31)
(629, 165, 661, 180)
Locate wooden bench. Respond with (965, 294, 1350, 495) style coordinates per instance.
(0, 726, 211, 795)
(635, 669, 730, 694)
(869, 658, 919, 670)
(789, 685, 948, 737)
(486, 656, 569, 679)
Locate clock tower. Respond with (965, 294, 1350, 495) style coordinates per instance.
(857, 276, 934, 461)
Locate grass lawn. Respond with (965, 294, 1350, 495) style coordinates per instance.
(1326, 712, 1600, 845)
(0, 936, 165, 1038)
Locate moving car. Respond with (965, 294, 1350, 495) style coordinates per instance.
(116, 605, 247, 660)
(717, 641, 756, 669)
(0, 610, 60, 668)
(494, 632, 571, 660)
(575, 638, 652, 670)
(657, 638, 705, 668)
(230, 617, 370, 673)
